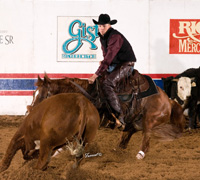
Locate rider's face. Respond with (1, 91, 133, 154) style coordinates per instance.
(98, 24, 111, 36)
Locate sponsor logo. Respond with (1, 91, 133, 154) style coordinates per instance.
(62, 19, 98, 54)
(170, 19, 200, 54)
(0, 30, 14, 45)
(57, 17, 100, 61)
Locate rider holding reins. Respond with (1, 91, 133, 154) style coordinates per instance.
(88, 14, 137, 129)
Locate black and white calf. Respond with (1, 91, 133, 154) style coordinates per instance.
(162, 67, 200, 129)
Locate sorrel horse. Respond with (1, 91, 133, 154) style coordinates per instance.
(27, 70, 185, 159)
(0, 93, 100, 172)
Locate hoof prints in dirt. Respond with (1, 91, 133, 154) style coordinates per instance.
(0, 116, 23, 128)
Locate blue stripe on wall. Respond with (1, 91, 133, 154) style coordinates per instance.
(0, 79, 37, 90)
(0, 79, 164, 91)
(154, 80, 163, 90)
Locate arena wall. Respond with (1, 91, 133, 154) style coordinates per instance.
(0, 0, 199, 115)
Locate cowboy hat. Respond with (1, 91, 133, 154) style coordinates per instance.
(93, 14, 117, 25)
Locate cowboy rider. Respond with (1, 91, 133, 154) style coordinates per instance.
(88, 14, 137, 129)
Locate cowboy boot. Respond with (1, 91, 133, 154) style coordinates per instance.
(104, 93, 127, 125)
(109, 99, 125, 131)
(118, 112, 125, 125)
(102, 81, 125, 129)
(109, 97, 125, 125)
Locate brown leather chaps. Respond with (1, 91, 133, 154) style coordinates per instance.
(102, 62, 134, 121)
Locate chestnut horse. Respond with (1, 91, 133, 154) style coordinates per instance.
(0, 93, 100, 172)
(27, 70, 185, 160)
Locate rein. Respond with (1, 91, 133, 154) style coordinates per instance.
(69, 80, 96, 101)
(69, 78, 135, 127)
(69, 79, 112, 112)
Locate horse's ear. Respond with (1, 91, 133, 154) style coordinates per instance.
(172, 79, 179, 82)
(64, 77, 70, 83)
(44, 73, 51, 84)
(35, 75, 43, 87)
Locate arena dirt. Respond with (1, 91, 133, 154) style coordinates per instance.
(0, 115, 200, 180)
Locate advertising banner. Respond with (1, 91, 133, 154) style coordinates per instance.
(170, 19, 200, 54)
(57, 16, 102, 62)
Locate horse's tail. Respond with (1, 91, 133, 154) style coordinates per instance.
(151, 99, 185, 141)
(66, 96, 88, 158)
(0, 129, 24, 172)
(77, 96, 88, 143)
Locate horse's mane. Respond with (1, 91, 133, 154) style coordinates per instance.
(70, 78, 90, 90)
(38, 74, 92, 95)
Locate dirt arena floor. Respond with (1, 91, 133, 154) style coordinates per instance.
(0, 115, 200, 180)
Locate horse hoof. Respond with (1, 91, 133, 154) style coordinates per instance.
(136, 151, 145, 160)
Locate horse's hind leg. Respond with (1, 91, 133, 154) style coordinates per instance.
(35, 140, 52, 170)
(136, 113, 163, 160)
(71, 140, 86, 169)
(73, 153, 84, 169)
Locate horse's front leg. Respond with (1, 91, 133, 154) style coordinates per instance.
(22, 139, 40, 160)
(119, 127, 137, 149)
(136, 131, 151, 160)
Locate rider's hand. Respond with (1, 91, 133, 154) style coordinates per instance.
(88, 74, 98, 84)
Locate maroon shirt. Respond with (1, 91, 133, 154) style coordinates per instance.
(95, 28, 136, 76)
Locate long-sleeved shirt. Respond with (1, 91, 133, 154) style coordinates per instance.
(95, 28, 136, 76)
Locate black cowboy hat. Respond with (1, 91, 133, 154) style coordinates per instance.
(93, 14, 117, 25)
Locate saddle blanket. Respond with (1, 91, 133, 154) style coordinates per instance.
(118, 75, 158, 102)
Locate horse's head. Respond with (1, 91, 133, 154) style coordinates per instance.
(36, 73, 52, 98)
(27, 73, 89, 115)
(26, 74, 52, 114)
(26, 73, 106, 116)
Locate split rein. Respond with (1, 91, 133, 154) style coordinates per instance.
(69, 79, 103, 108)
(69, 79, 116, 119)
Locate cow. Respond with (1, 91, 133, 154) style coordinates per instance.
(0, 93, 100, 172)
(162, 67, 200, 129)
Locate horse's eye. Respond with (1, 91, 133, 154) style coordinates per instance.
(180, 86, 184, 90)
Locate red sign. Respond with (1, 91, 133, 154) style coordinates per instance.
(170, 19, 200, 54)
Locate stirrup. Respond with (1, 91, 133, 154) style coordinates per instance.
(115, 119, 125, 131)
(111, 113, 125, 131)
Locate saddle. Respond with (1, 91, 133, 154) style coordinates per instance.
(115, 69, 158, 102)
(113, 69, 158, 131)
